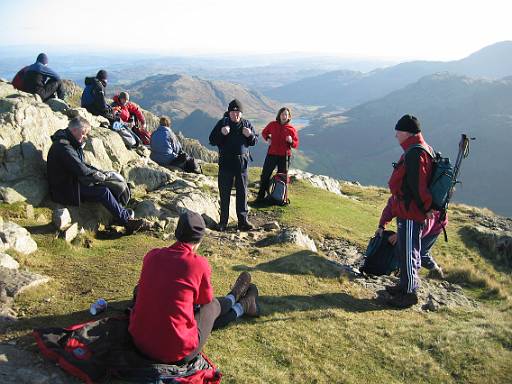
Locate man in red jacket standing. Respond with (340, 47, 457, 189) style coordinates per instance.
(380, 114, 435, 308)
(255, 107, 299, 202)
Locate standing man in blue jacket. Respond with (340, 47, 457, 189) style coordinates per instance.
(22, 53, 66, 102)
(209, 99, 257, 231)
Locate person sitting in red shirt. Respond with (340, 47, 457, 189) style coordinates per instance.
(129, 211, 260, 364)
(255, 107, 299, 202)
(111, 91, 151, 145)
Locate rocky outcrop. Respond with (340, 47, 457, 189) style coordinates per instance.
(465, 226, 512, 265)
(258, 227, 317, 252)
(288, 169, 346, 196)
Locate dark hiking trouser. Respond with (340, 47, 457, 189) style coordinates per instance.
(257, 154, 288, 199)
(396, 218, 423, 293)
(421, 233, 440, 270)
(218, 158, 249, 225)
(79, 184, 131, 225)
(37, 78, 65, 101)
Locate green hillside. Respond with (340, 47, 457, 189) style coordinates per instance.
(1, 166, 511, 384)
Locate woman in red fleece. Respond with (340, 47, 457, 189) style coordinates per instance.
(255, 107, 299, 202)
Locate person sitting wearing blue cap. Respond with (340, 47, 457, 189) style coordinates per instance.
(19, 53, 66, 102)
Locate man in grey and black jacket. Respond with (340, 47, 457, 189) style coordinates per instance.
(209, 99, 257, 231)
(47, 117, 149, 234)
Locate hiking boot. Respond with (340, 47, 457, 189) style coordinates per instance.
(428, 265, 445, 280)
(125, 218, 151, 234)
(385, 284, 403, 296)
(239, 284, 260, 317)
(238, 220, 255, 231)
(228, 271, 252, 302)
(126, 208, 135, 220)
(217, 222, 228, 232)
(387, 291, 418, 309)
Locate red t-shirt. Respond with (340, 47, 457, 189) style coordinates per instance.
(128, 242, 214, 363)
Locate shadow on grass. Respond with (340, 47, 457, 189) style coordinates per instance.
(1, 300, 133, 338)
(258, 292, 383, 316)
(25, 223, 56, 235)
(233, 250, 340, 279)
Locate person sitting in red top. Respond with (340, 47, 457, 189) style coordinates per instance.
(111, 91, 151, 145)
(255, 107, 299, 202)
(129, 211, 260, 364)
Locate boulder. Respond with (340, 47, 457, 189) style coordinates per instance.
(288, 169, 343, 195)
(61, 222, 79, 243)
(52, 208, 71, 230)
(0, 267, 49, 298)
(0, 187, 26, 204)
(259, 227, 317, 252)
(0, 253, 19, 270)
(467, 225, 512, 265)
(0, 220, 37, 255)
(46, 98, 69, 113)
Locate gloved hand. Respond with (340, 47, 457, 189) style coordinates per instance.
(221, 126, 230, 135)
(242, 127, 252, 138)
(286, 135, 293, 144)
(92, 171, 106, 182)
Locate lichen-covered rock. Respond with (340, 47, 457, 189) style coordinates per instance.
(259, 227, 317, 252)
(0, 253, 19, 270)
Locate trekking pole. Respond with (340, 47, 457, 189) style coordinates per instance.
(439, 134, 475, 231)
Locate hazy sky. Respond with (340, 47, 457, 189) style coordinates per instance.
(1, 0, 510, 60)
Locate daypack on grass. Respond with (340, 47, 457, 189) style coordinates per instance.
(405, 144, 454, 211)
(268, 172, 290, 206)
(360, 230, 399, 276)
(34, 316, 222, 384)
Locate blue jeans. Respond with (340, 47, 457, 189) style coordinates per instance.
(421, 233, 440, 270)
(80, 184, 131, 224)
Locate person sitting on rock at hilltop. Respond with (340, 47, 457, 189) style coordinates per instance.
(376, 195, 446, 279)
(46, 116, 150, 234)
(129, 211, 260, 365)
(209, 99, 257, 232)
(150, 116, 202, 174)
(14, 53, 66, 102)
(81, 70, 114, 122)
(111, 91, 151, 145)
(255, 107, 299, 204)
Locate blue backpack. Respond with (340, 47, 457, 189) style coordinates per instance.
(405, 144, 454, 211)
(360, 230, 399, 276)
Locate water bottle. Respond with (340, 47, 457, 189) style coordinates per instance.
(89, 298, 108, 315)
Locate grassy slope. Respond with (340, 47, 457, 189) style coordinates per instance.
(1, 170, 511, 384)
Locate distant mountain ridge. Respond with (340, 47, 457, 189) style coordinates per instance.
(266, 41, 512, 107)
(127, 73, 278, 121)
(300, 72, 512, 217)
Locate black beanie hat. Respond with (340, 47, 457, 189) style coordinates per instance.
(395, 114, 421, 134)
(175, 211, 206, 243)
(96, 70, 108, 81)
(36, 53, 48, 65)
(228, 99, 243, 113)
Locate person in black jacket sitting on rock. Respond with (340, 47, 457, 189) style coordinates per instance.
(81, 70, 113, 122)
(209, 99, 257, 231)
(46, 116, 149, 234)
(22, 53, 66, 102)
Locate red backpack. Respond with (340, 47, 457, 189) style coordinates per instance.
(12, 66, 28, 91)
(34, 316, 222, 384)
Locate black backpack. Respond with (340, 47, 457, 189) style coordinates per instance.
(268, 173, 290, 206)
(360, 230, 399, 276)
